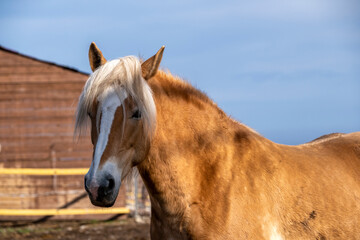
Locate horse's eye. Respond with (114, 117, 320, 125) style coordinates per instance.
(131, 110, 141, 119)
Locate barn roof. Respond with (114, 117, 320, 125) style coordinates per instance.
(0, 45, 89, 76)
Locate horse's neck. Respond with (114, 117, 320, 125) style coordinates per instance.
(137, 74, 268, 226)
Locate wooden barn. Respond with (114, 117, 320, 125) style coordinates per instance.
(0, 46, 129, 220)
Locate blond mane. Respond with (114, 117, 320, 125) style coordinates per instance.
(75, 56, 156, 139)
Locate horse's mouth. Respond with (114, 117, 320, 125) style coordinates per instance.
(89, 195, 117, 208)
(86, 190, 118, 208)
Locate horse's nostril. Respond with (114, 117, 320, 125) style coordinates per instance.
(97, 175, 116, 198)
(107, 175, 115, 190)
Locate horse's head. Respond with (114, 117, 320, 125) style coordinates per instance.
(75, 43, 163, 207)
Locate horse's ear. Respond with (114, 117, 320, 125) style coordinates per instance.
(88, 42, 107, 72)
(141, 46, 165, 80)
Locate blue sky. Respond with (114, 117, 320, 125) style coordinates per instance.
(1, 0, 359, 144)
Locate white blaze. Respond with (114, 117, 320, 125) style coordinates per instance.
(88, 88, 128, 177)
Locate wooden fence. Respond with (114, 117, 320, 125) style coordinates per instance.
(0, 168, 150, 219)
(0, 168, 130, 217)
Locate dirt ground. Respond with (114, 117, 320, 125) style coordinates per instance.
(0, 218, 150, 240)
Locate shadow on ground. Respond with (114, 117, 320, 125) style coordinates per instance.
(0, 218, 150, 240)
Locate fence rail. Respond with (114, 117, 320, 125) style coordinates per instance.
(0, 168, 88, 175)
(0, 208, 130, 216)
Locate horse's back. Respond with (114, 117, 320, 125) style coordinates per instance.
(304, 132, 360, 161)
(308, 132, 360, 144)
(308, 132, 345, 143)
(269, 132, 360, 239)
(298, 131, 360, 182)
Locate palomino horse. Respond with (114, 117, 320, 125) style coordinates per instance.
(75, 43, 360, 239)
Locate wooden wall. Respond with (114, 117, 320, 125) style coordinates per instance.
(0, 47, 126, 220)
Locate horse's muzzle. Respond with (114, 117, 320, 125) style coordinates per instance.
(84, 173, 118, 207)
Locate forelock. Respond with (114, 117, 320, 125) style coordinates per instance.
(74, 56, 156, 139)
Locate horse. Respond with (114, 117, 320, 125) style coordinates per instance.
(75, 42, 360, 239)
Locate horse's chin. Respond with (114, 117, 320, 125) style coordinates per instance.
(90, 198, 116, 208)
(90, 198, 116, 207)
